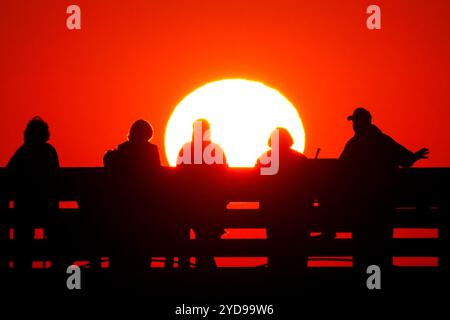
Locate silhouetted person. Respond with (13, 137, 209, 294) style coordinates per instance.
(7, 117, 60, 270)
(176, 119, 227, 269)
(257, 128, 309, 271)
(104, 119, 161, 175)
(257, 127, 306, 173)
(103, 120, 164, 277)
(339, 108, 429, 271)
(177, 119, 227, 166)
(340, 107, 429, 172)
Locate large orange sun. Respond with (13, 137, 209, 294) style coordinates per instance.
(165, 79, 305, 167)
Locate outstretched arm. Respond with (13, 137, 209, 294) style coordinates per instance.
(384, 133, 429, 168)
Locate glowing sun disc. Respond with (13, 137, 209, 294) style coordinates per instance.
(165, 79, 305, 167)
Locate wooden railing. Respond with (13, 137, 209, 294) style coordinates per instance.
(0, 161, 448, 294)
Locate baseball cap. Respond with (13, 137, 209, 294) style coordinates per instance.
(347, 108, 372, 121)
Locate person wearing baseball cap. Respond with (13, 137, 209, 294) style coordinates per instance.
(339, 107, 429, 270)
(340, 107, 429, 170)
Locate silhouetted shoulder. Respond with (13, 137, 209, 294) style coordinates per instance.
(7, 142, 59, 172)
(339, 137, 356, 160)
(148, 142, 161, 166)
(289, 149, 307, 160)
(7, 145, 26, 169)
(117, 141, 131, 152)
(105, 140, 160, 171)
(44, 142, 59, 161)
(148, 143, 160, 154)
(103, 149, 119, 168)
(37, 143, 60, 168)
(257, 149, 306, 168)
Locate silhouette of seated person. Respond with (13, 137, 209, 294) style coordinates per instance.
(104, 119, 160, 177)
(257, 128, 309, 270)
(7, 117, 60, 270)
(257, 127, 307, 173)
(103, 120, 163, 275)
(339, 107, 429, 269)
(176, 119, 227, 269)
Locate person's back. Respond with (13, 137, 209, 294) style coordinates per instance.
(103, 119, 162, 274)
(257, 127, 306, 175)
(177, 119, 226, 168)
(257, 128, 309, 270)
(175, 119, 227, 269)
(104, 119, 160, 176)
(7, 117, 60, 212)
(103, 120, 161, 234)
(6, 117, 60, 270)
(113, 140, 160, 175)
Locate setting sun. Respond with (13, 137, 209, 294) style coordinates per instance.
(165, 79, 305, 167)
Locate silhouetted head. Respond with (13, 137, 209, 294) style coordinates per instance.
(192, 118, 211, 140)
(347, 108, 372, 134)
(268, 127, 294, 150)
(128, 120, 153, 143)
(24, 116, 50, 144)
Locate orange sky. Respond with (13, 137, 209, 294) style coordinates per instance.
(1, 0, 449, 167)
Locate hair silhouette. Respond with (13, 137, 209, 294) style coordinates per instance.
(192, 118, 210, 136)
(268, 127, 294, 149)
(129, 119, 154, 143)
(257, 127, 306, 172)
(24, 116, 50, 144)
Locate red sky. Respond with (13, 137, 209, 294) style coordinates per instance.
(1, 0, 450, 167)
